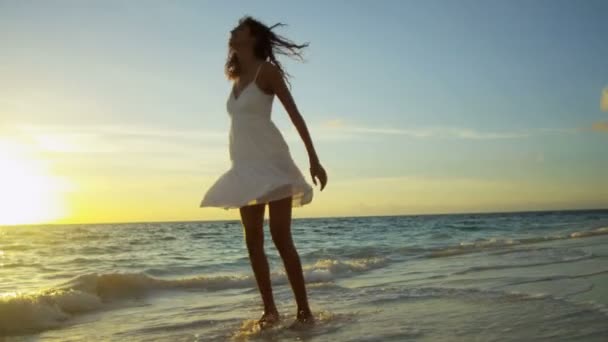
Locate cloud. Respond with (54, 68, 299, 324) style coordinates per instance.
(601, 87, 608, 112)
(317, 119, 530, 140)
(592, 121, 608, 132)
(14, 123, 225, 141)
(322, 119, 345, 128)
(1, 122, 233, 175)
(537, 127, 584, 134)
(6, 123, 227, 153)
(445, 128, 529, 140)
(535, 152, 545, 163)
(1, 122, 233, 180)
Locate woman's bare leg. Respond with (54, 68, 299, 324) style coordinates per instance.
(268, 196, 314, 323)
(239, 203, 279, 324)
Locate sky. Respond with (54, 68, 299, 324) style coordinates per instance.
(1, 0, 607, 225)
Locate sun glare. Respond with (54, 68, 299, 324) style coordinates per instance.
(0, 141, 68, 225)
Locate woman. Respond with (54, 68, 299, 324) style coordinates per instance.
(200, 16, 328, 328)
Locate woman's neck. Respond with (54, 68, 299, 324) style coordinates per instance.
(237, 52, 260, 75)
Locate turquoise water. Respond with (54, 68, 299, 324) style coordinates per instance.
(1, 209, 608, 341)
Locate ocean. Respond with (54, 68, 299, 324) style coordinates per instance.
(1, 209, 608, 341)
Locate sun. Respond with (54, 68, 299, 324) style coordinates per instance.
(0, 142, 68, 225)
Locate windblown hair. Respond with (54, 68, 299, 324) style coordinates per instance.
(225, 16, 309, 88)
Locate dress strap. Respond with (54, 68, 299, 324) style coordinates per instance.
(253, 63, 263, 82)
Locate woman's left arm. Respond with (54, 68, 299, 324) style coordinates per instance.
(264, 62, 328, 191)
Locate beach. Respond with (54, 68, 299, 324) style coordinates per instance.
(1, 209, 608, 341)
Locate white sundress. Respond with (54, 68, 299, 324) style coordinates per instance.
(199, 63, 314, 210)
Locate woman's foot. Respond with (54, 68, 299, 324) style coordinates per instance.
(288, 307, 315, 329)
(297, 308, 315, 323)
(256, 309, 280, 329)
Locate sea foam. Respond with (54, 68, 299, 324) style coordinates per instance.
(0, 256, 387, 335)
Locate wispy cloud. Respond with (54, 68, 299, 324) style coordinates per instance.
(1, 122, 232, 178)
(13, 123, 225, 141)
(3, 123, 227, 153)
(592, 121, 608, 133)
(308, 118, 604, 141)
(601, 87, 608, 112)
(316, 119, 533, 140)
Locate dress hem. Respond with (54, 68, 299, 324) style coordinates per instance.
(200, 185, 313, 210)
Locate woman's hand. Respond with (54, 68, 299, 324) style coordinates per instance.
(310, 161, 327, 191)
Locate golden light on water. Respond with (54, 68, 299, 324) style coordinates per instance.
(0, 141, 70, 225)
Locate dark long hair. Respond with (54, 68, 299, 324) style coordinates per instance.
(225, 16, 309, 88)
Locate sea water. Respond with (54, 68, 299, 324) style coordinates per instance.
(1, 209, 608, 341)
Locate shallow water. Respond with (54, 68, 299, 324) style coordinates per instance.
(1, 209, 608, 341)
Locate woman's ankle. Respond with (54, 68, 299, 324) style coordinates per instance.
(296, 307, 313, 317)
(263, 306, 279, 315)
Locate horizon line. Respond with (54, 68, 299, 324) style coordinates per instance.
(3, 207, 607, 228)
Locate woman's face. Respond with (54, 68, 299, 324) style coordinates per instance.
(229, 23, 254, 52)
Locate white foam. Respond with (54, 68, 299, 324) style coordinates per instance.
(0, 256, 387, 335)
(0, 289, 101, 335)
(430, 226, 608, 258)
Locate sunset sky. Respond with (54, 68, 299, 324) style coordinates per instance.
(1, 0, 607, 225)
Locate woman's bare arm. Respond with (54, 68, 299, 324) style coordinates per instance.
(262, 61, 327, 190)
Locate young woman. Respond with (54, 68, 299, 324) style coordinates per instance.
(200, 16, 328, 328)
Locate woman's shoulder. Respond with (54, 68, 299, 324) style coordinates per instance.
(259, 61, 279, 74)
(259, 61, 282, 83)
